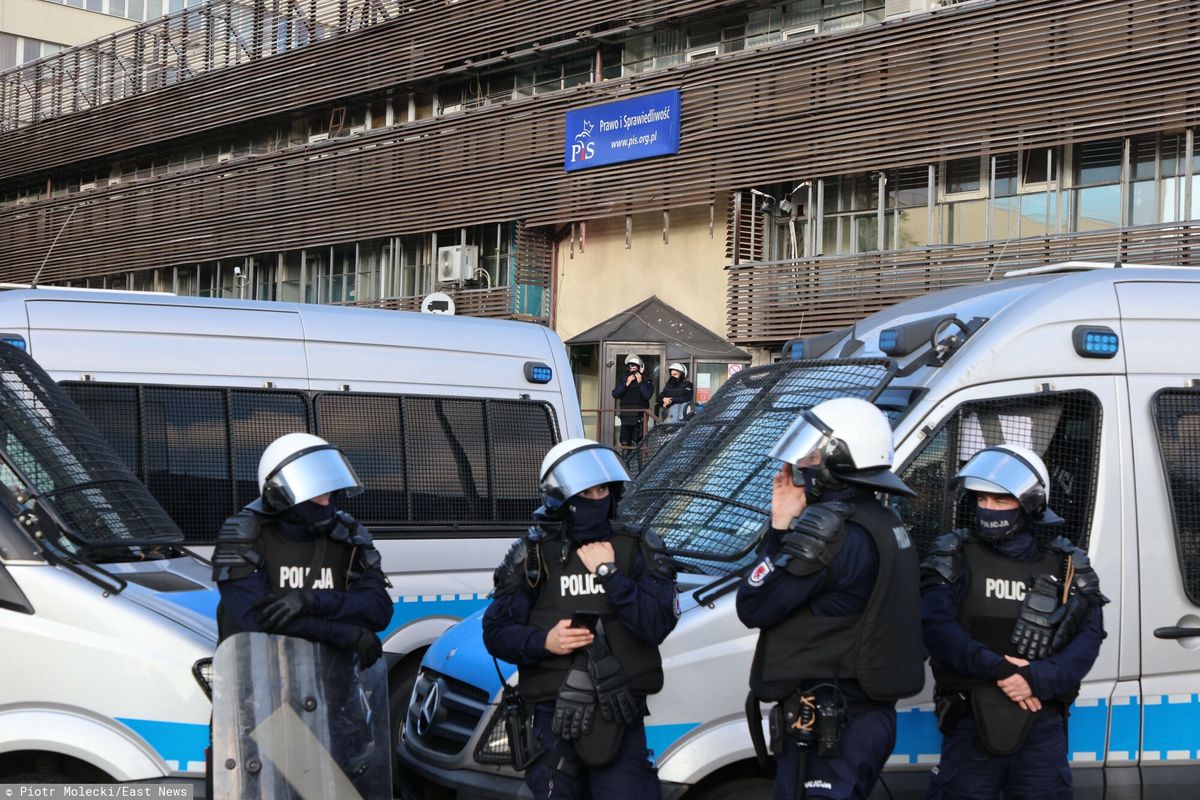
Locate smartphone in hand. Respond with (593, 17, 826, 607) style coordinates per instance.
(570, 611, 599, 632)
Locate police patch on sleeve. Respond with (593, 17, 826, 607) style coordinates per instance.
(748, 557, 774, 587)
(893, 525, 912, 550)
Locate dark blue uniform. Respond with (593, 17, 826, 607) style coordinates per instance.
(612, 377, 654, 447)
(483, 525, 677, 800)
(216, 515, 393, 649)
(737, 489, 898, 800)
(921, 531, 1104, 799)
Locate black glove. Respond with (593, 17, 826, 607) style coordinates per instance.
(552, 653, 596, 740)
(253, 589, 319, 631)
(350, 626, 383, 670)
(1011, 573, 1068, 660)
(588, 625, 640, 724)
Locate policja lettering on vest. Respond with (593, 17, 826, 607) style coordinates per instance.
(482, 438, 679, 800)
(921, 444, 1108, 799)
(736, 398, 925, 800)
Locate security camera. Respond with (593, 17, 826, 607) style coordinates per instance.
(233, 266, 243, 277)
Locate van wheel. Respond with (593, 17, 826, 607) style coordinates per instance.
(6, 773, 76, 783)
(389, 666, 419, 797)
(691, 777, 774, 800)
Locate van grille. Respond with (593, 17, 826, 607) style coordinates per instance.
(406, 669, 491, 757)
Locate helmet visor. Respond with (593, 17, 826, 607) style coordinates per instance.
(266, 446, 364, 508)
(950, 448, 1044, 512)
(767, 409, 835, 466)
(543, 445, 630, 502)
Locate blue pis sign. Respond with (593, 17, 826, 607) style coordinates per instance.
(565, 89, 681, 172)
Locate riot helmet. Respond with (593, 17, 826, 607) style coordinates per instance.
(258, 433, 364, 512)
(668, 362, 688, 379)
(539, 438, 631, 510)
(624, 354, 645, 372)
(950, 444, 1063, 526)
(768, 397, 915, 497)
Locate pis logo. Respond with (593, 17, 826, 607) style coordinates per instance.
(571, 119, 596, 163)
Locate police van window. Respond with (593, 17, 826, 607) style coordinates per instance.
(62, 383, 311, 544)
(315, 394, 559, 532)
(1151, 389, 1200, 605)
(897, 390, 1102, 557)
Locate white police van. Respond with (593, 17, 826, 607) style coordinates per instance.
(0, 340, 216, 786)
(398, 263, 1200, 799)
(0, 287, 584, 761)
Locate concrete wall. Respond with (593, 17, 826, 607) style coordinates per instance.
(0, 0, 132, 46)
(553, 197, 729, 343)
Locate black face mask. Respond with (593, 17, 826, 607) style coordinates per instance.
(569, 495, 612, 543)
(975, 505, 1024, 542)
(283, 500, 338, 536)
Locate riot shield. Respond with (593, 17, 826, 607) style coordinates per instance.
(212, 632, 391, 799)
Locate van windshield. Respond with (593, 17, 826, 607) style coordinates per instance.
(0, 345, 183, 561)
(620, 359, 894, 576)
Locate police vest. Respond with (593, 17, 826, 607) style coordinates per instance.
(217, 520, 354, 640)
(749, 501, 925, 703)
(931, 541, 1059, 691)
(518, 529, 664, 703)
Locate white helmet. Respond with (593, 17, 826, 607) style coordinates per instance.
(950, 444, 1063, 524)
(668, 362, 688, 379)
(257, 432, 364, 512)
(768, 397, 914, 496)
(539, 438, 631, 507)
(624, 354, 645, 371)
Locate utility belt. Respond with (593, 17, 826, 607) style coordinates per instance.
(746, 685, 857, 765)
(935, 687, 1065, 756)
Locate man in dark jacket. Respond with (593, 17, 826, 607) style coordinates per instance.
(658, 362, 694, 423)
(738, 398, 925, 800)
(921, 444, 1106, 800)
(483, 438, 678, 800)
(612, 354, 655, 448)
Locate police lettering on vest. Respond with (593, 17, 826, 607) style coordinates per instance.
(280, 565, 337, 590)
(561, 573, 606, 597)
(985, 577, 1027, 602)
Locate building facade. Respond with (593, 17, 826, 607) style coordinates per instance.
(1, 0, 1197, 424)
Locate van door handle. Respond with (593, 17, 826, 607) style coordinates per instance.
(1153, 626, 1200, 640)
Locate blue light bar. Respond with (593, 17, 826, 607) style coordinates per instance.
(524, 362, 553, 384)
(0, 335, 26, 351)
(790, 341, 804, 360)
(1072, 326, 1119, 359)
(878, 329, 899, 353)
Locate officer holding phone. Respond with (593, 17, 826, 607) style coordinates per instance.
(482, 439, 678, 800)
(737, 399, 926, 800)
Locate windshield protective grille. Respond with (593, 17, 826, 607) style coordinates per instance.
(623, 422, 687, 479)
(0, 345, 182, 550)
(620, 359, 893, 576)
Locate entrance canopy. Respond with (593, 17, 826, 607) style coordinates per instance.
(566, 296, 750, 363)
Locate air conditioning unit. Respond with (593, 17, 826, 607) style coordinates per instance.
(685, 47, 719, 62)
(885, 0, 931, 15)
(308, 132, 330, 143)
(436, 245, 479, 285)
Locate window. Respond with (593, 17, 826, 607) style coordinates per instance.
(315, 394, 560, 529)
(897, 390, 1103, 557)
(62, 384, 311, 544)
(945, 157, 984, 196)
(1152, 389, 1200, 604)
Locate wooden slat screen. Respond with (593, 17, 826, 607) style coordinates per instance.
(727, 221, 1200, 346)
(1, 0, 1197, 285)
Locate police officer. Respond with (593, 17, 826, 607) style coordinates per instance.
(611, 354, 654, 448)
(659, 362, 694, 423)
(737, 398, 925, 800)
(921, 444, 1107, 799)
(482, 438, 678, 800)
(211, 432, 392, 663)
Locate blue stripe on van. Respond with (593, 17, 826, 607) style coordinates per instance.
(116, 717, 209, 771)
(381, 595, 491, 641)
(1143, 694, 1200, 760)
(1108, 695, 1140, 760)
(159, 587, 221, 619)
(645, 723, 701, 763)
